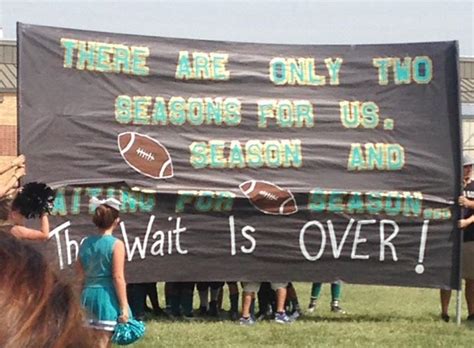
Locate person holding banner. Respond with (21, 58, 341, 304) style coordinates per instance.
(308, 282, 346, 314)
(77, 197, 133, 347)
(0, 155, 25, 199)
(197, 282, 224, 317)
(240, 282, 292, 325)
(440, 154, 474, 322)
(166, 282, 196, 319)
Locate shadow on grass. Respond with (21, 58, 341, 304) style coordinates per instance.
(140, 310, 474, 326)
(142, 312, 424, 324)
(295, 313, 412, 323)
(464, 320, 474, 330)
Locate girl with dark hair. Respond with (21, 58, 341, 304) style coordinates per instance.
(0, 183, 51, 241)
(76, 197, 131, 348)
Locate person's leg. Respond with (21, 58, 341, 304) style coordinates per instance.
(240, 282, 259, 325)
(272, 283, 291, 324)
(197, 282, 209, 315)
(463, 242, 474, 320)
(330, 282, 345, 313)
(274, 285, 287, 313)
(249, 294, 256, 318)
(287, 282, 301, 314)
(143, 283, 152, 313)
(217, 284, 224, 310)
(257, 282, 272, 319)
(465, 279, 474, 319)
(144, 283, 161, 313)
(127, 284, 138, 315)
(209, 282, 224, 317)
(440, 289, 452, 321)
(228, 282, 239, 320)
(181, 282, 195, 318)
(165, 282, 171, 311)
(241, 292, 253, 318)
(308, 282, 322, 312)
(167, 282, 181, 317)
(127, 283, 146, 320)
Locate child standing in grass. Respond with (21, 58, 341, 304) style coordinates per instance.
(77, 197, 131, 348)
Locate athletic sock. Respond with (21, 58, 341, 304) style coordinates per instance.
(331, 283, 342, 301)
(311, 283, 322, 299)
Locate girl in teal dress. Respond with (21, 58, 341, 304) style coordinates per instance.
(77, 197, 130, 348)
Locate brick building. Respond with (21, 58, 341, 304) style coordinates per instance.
(1, 41, 474, 183)
(0, 41, 17, 184)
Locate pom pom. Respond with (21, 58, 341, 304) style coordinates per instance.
(13, 182, 55, 219)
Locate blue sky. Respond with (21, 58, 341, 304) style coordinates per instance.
(0, 0, 473, 56)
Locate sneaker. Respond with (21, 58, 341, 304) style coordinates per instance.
(255, 311, 266, 321)
(441, 313, 450, 322)
(289, 310, 301, 321)
(199, 306, 208, 316)
(239, 316, 256, 326)
(275, 312, 292, 324)
(265, 304, 274, 317)
(183, 313, 196, 320)
(135, 314, 146, 321)
(307, 300, 317, 313)
(331, 301, 346, 314)
(467, 314, 474, 321)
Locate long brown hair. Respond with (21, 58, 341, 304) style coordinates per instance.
(0, 234, 93, 347)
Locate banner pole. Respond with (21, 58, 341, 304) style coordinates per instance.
(455, 41, 463, 327)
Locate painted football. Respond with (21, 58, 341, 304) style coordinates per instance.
(239, 180, 298, 215)
(118, 132, 173, 179)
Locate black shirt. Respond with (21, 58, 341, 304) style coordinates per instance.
(463, 181, 474, 242)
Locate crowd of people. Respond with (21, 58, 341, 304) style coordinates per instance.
(122, 280, 344, 326)
(0, 153, 473, 347)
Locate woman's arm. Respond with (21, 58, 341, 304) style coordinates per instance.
(112, 240, 129, 323)
(75, 258, 85, 289)
(459, 196, 474, 210)
(459, 214, 474, 229)
(10, 214, 50, 241)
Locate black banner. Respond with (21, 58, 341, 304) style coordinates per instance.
(18, 23, 462, 288)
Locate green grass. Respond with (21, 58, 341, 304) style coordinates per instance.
(121, 283, 474, 347)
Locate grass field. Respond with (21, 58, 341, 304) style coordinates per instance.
(122, 283, 474, 347)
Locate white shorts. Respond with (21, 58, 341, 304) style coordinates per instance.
(242, 282, 288, 293)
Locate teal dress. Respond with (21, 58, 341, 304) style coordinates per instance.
(79, 234, 123, 331)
